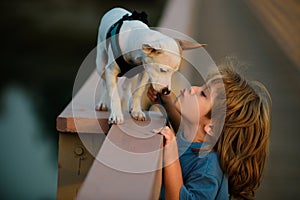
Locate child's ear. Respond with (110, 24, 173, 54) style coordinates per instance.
(204, 124, 214, 136)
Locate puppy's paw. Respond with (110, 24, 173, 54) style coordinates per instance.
(109, 111, 124, 124)
(130, 110, 146, 121)
(95, 103, 108, 111)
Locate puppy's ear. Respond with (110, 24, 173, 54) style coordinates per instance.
(175, 39, 207, 51)
(142, 44, 163, 56)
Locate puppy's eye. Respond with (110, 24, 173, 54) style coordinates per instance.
(160, 68, 167, 73)
(156, 50, 163, 54)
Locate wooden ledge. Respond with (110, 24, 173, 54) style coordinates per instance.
(56, 70, 110, 134)
(56, 69, 166, 199)
(56, 103, 110, 134)
(56, 70, 167, 135)
(76, 116, 164, 200)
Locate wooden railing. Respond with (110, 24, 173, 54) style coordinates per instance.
(56, 69, 165, 199)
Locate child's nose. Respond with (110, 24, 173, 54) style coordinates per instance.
(190, 86, 198, 95)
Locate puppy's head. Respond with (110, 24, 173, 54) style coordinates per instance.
(142, 39, 206, 93)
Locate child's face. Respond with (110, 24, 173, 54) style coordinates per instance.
(175, 84, 213, 127)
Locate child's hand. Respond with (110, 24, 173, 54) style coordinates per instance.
(152, 126, 175, 146)
(153, 126, 179, 166)
(147, 84, 174, 105)
(147, 84, 159, 103)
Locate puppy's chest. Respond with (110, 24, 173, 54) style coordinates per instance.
(113, 50, 144, 78)
(123, 51, 143, 66)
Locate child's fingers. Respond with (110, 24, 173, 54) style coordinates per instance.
(152, 126, 172, 139)
(147, 91, 156, 102)
(152, 126, 176, 147)
(149, 94, 157, 102)
(160, 127, 172, 139)
(147, 85, 158, 102)
(152, 126, 169, 132)
(150, 84, 158, 94)
(152, 127, 164, 134)
(159, 126, 171, 133)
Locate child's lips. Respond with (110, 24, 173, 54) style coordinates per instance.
(180, 88, 186, 96)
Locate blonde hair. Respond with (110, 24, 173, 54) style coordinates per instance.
(209, 64, 272, 199)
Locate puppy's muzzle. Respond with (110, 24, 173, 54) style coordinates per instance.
(161, 87, 171, 95)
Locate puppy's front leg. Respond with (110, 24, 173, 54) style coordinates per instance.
(106, 65, 124, 124)
(130, 71, 149, 121)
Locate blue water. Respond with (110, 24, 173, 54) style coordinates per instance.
(0, 85, 57, 199)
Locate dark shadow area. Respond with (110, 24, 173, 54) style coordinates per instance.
(0, 0, 167, 199)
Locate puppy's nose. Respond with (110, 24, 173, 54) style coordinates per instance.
(161, 87, 171, 95)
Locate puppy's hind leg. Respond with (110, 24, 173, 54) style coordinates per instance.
(119, 77, 132, 111)
(106, 65, 124, 124)
(96, 78, 109, 111)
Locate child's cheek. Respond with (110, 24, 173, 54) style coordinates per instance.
(179, 96, 201, 124)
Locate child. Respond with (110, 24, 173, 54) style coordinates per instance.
(148, 63, 272, 200)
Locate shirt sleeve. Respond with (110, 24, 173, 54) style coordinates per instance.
(179, 173, 219, 200)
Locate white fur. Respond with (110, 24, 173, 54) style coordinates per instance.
(96, 8, 202, 124)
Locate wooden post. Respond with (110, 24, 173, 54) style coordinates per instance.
(56, 70, 164, 200)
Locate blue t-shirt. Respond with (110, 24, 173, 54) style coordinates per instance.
(160, 131, 229, 200)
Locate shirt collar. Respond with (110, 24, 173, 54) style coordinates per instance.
(177, 130, 211, 157)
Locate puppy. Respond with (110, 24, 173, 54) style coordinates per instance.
(96, 7, 205, 124)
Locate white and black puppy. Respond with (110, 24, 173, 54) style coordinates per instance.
(96, 7, 205, 124)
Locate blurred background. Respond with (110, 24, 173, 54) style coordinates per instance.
(0, 0, 299, 199)
(0, 0, 166, 199)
